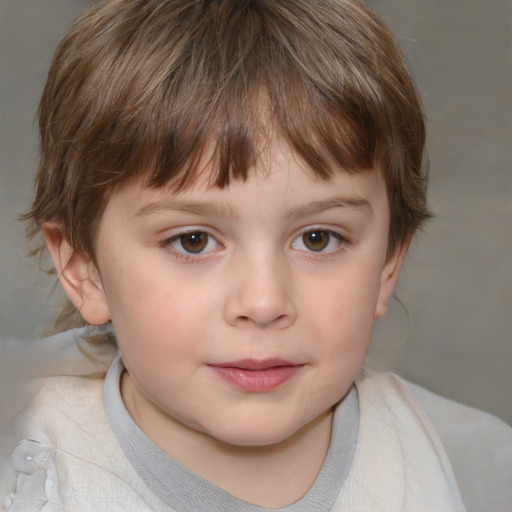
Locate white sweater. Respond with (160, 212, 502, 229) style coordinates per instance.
(1, 330, 511, 511)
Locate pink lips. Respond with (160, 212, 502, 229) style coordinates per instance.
(208, 359, 303, 392)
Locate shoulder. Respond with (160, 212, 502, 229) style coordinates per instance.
(0, 328, 116, 456)
(1, 371, 168, 511)
(11, 367, 118, 476)
(18, 373, 108, 446)
(358, 370, 512, 512)
(1, 373, 106, 511)
(0, 330, 146, 511)
(405, 378, 512, 512)
(2, 328, 117, 448)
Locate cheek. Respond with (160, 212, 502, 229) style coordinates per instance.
(100, 256, 210, 351)
(296, 264, 381, 397)
(300, 263, 381, 338)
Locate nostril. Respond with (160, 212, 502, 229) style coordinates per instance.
(235, 314, 288, 326)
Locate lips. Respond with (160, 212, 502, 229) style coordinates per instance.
(208, 359, 303, 392)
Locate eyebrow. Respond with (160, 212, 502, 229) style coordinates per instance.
(135, 195, 372, 219)
(135, 198, 235, 218)
(286, 196, 373, 219)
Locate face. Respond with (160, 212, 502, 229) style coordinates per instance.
(62, 143, 404, 448)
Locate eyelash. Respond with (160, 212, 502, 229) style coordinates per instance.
(160, 226, 348, 262)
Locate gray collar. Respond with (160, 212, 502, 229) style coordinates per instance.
(103, 355, 358, 512)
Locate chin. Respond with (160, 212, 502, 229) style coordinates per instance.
(206, 418, 304, 448)
(217, 432, 293, 448)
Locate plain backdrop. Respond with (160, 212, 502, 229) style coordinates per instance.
(1, 0, 511, 424)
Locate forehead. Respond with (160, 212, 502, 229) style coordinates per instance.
(112, 141, 388, 222)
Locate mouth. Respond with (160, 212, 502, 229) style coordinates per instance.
(207, 359, 304, 392)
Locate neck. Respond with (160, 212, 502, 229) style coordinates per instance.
(121, 372, 333, 508)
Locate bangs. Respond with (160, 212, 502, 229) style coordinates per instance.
(142, 70, 377, 192)
(60, 0, 393, 195)
(33, 0, 426, 259)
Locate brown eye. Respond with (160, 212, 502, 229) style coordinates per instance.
(302, 230, 330, 251)
(179, 232, 208, 253)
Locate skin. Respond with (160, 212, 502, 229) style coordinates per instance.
(44, 142, 407, 507)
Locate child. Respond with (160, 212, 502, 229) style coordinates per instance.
(1, 0, 511, 510)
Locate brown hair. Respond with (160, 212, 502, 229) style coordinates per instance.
(27, 0, 430, 333)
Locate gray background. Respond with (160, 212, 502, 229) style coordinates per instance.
(1, 0, 511, 424)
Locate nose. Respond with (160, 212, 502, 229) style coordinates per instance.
(224, 255, 297, 329)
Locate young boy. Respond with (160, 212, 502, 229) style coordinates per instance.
(1, 0, 511, 510)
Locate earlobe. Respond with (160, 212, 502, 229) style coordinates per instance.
(42, 222, 111, 325)
(374, 239, 410, 319)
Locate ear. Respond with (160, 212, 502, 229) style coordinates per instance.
(42, 222, 111, 325)
(374, 238, 410, 319)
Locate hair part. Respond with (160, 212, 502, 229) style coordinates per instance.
(26, 0, 431, 333)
